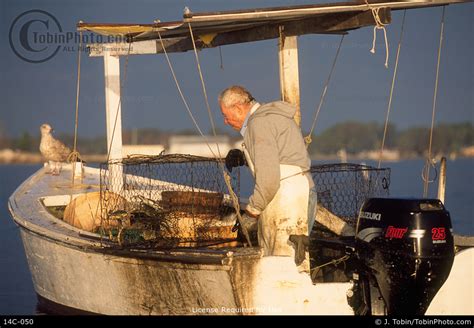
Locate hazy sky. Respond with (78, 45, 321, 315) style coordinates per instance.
(1, 0, 473, 138)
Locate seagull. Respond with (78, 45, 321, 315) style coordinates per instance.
(39, 123, 74, 175)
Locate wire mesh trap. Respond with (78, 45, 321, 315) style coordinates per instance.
(99, 154, 240, 248)
(308, 163, 390, 283)
(99, 156, 390, 250)
(310, 163, 390, 225)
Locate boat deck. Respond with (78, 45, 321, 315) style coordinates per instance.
(9, 164, 104, 247)
(8, 164, 262, 264)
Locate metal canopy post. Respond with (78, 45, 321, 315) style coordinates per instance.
(104, 52, 123, 192)
(278, 31, 301, 126)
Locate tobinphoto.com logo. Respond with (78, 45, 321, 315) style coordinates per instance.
(9, 9, 125, 64)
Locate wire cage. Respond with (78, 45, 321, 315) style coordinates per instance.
(310, 163, 390, 226)
(99, 154, 240, 248)
(308, 163, 390, 283)
(99, 156, 389, 249)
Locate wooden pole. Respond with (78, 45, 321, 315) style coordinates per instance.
(278, 28, 301, 126)
(104, 52, 123, 192)
(437, 156, 446, 203)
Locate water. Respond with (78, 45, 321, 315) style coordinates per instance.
(0, 159, 472, 314)
(383, 158, 474, 234)
(0, 164, 41, 315)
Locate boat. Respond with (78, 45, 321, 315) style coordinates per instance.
(8, 0, 474, 315)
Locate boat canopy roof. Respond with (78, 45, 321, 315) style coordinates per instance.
(77, 0, 468, 45)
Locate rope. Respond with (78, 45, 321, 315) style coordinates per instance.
(422, 159, 438, 186)
(106, 41, 132, 162)
(156, 32, 218, 159)
(310, 254, 350, 280)
(223, 171, 252, 246)
(423, 6, 446, 197)
(67, 28, 86, 227)
(158, 29, 252, 246)
(305, 35, 345, 146)
(187, 23, 253, 246)
(378, 10, 407, 169)
(69, 30, 84, 184)
(365, 1, 389, 68)
(218, 46, 224, 70)
(187, 23, 223, 159)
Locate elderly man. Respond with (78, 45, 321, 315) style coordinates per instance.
(218, 85, 317, 272)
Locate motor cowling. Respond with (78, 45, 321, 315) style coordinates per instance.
(354, 198, 455, 315)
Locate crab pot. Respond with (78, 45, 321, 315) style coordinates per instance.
(159, 190, 236, 240)
(309, 163, 391, 283)
(99, 154, 240, 247)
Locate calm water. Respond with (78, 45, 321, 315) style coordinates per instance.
(0, 159, 472, 314)
(0, 164, 41, 315)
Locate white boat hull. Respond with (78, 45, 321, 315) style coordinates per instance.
(19, 224, 355, 315)
(9, 166, 474, 315)
(20, 228, 239, 315)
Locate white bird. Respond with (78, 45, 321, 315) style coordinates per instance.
(39, 123, 73, 175)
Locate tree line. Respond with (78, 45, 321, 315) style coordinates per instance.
(308, 121, 473, 156)
(0, 121, 472, 156)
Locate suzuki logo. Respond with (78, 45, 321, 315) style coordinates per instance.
(360, 211, 381, 221)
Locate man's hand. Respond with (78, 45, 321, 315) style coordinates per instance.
(241, 213, 258, 232)
(225, 149, 247, 172)
(232, 212, 258, 233)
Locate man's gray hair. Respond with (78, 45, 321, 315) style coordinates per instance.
(218, 85, 255, 108)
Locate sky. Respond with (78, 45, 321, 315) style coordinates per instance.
(0, 0, 473, 139)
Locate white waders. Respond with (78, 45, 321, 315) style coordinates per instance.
(258, 165, 314, 264)
(243, 145, 317, 270)
(242, 150, 353, 314)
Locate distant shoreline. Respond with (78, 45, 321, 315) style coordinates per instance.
(0, 149, 472, 165)
(0, 149, 107, 164)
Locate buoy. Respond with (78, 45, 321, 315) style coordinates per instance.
(63, 191, 127, 231)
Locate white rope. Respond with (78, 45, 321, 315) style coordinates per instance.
(159, 29, 252, 246)
(378, 10, 407, 169)
(366, 1, 390, 68)
(187, 23, 223, 160)
(305, 34, 345, 146)
(423, 6, 446, 197)
(187, 23, 253, 246)
(218, 46, 224, 70)
(69, 29, 83, 185)
(422, 159, 438, 186)
(156, 32, 218, 159)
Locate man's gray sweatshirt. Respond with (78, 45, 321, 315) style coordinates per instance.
(244, 101, 311, 214)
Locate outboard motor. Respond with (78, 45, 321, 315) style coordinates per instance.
(351, 198, 455, 315)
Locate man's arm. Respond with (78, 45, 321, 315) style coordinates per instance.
(246, 117, 280, 216)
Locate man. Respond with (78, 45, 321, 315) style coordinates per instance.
(218, 85, 317, 272)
